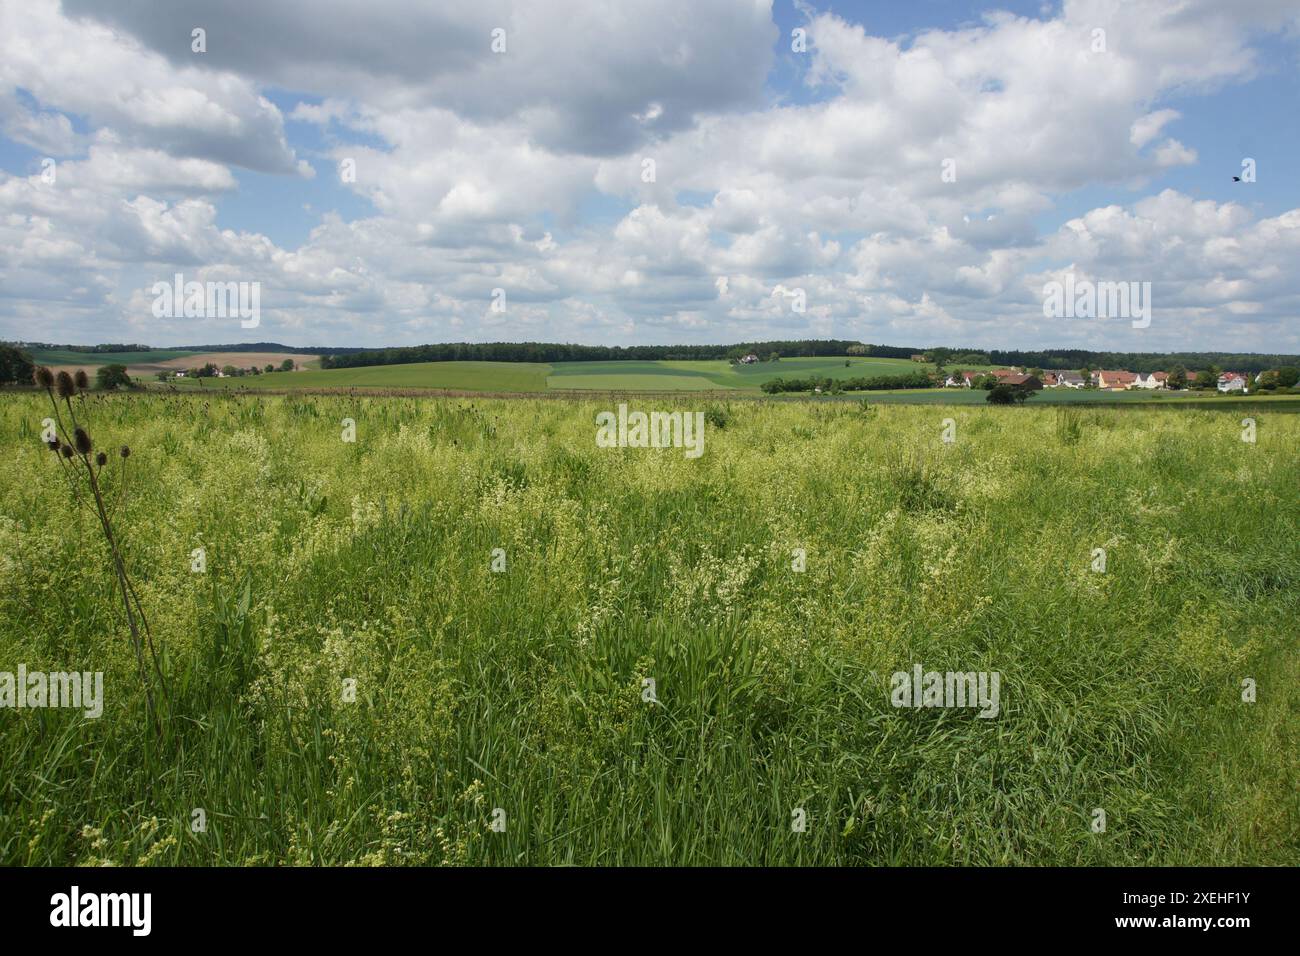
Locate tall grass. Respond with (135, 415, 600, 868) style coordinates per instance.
(0, 392, 1296, 865)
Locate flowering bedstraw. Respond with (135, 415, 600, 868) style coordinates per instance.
(0, 392, 1296, 866)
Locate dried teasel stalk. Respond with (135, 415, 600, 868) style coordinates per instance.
(32, 365, 167, 735)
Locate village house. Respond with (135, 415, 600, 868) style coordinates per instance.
(991, 368, 1028, 383)
(1095, 370, 1138, 390)
(1217, 372, 1247, 393)
(738, 353, 759, 365)
(944, 369, 1042, 389)
(1134, 371, 1168, 389)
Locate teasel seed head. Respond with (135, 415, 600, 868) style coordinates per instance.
(56, 371, 75, 398)
(74, 370, 90, 391)
(74, 427, 92, 455)
(120, 445, 131, 459)
(34, 366, 55, 388)
(46, 439, 60, 452)
(60, 444, 74, 458)
(96, 451, 108, 467)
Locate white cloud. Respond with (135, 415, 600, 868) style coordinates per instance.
(1130, 109, 1180, 149)
(2, 0, 1299, 353)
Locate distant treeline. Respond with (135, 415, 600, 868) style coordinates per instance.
(761, 371, 935, 394)
(319, 340, 863, 369)
(17, 343, 157, 354)
(177, 342, 368, 355)
(321, 341, 1300, 373)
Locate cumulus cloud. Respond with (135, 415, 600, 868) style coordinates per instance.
(3, 0, 300, 172)
(63, 0, 778, 155)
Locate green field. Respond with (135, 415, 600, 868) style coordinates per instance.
(191, 361, 553, 393)
(1, 391, 1296, 865)
(32, 348, 202, 366)
(548, 356, 922, 390)
(175, 356, 937, 394)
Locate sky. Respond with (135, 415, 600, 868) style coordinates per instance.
(1, 0, 1298, 352)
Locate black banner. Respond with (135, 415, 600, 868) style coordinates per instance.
(0, 866, 1281, 941)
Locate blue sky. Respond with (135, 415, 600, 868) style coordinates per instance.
(1, 0, 1298, 352)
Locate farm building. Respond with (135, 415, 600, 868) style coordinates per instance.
(999, 373, 1043, 390)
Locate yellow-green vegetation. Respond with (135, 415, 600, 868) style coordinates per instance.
(0, 393, 1296, 865)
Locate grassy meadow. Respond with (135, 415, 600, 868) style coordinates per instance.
(0, 391, 1296, 865)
